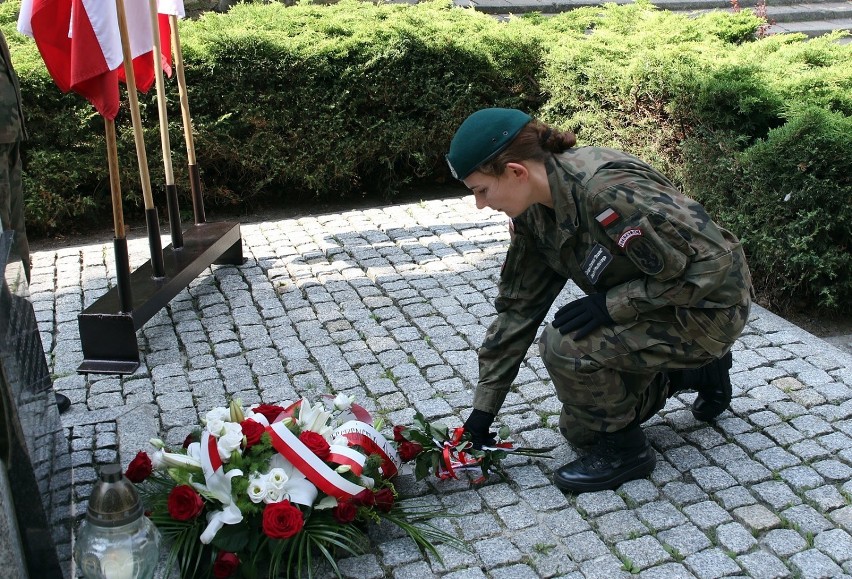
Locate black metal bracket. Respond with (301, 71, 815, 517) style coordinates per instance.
(77, 221, 243, 375)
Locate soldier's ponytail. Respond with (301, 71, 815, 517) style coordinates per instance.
(478, 119, 576, 176)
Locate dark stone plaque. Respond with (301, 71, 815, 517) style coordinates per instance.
(0, 230, 72, 578)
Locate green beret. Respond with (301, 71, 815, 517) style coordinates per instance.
(446, 108, 532, 180)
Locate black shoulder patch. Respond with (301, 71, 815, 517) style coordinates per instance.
(625, 237, 664, 275)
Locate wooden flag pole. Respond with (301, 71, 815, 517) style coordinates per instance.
(170, 13, 206, 225)
(115, 0, 165, 278)
(104, 118, 133, 313)
(149, 0, 183, 249)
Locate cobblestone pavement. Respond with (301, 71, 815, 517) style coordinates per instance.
(33, 195, 852, 579)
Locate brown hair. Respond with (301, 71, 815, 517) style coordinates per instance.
(476, 119, 577, 177)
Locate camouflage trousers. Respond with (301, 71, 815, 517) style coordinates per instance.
(539, 302, 750, 448)
(0, 141, 28, 283)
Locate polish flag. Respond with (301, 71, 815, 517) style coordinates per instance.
(18, 0, 173, 120)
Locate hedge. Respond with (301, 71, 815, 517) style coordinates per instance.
(2, 0, 851, 312)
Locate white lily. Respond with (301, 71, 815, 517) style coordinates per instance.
(296, 398, 334, 440)
(267, 454, 318, 507)
(151, 448, 201, 471)
(195, 432, 244, 545)
(315, 496, 338, 510)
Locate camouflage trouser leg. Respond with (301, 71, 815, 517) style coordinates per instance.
(0, 141, 29, 282)
(540, 303, 748, 447)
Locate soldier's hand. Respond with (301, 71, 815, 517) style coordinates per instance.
(463, 409, 497, 449)
(552, 294, 614, 339)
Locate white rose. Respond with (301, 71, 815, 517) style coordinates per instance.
(264, 486, 283, 504)
(247, 476, 268, 504)
(333, 393, 354, 411)
(204, 407, 230, 424)
(206, 418, 226, 437)
(266, 468, 288, 489)
(217, 428, 244, 460)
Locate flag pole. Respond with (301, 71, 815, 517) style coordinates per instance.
(105, 118, 133, 313)
(169, 13, 206, 225)
(116, 0, 166, 279)
(149, 0, 183, 249)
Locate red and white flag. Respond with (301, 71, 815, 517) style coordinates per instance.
(18, 0, 173, 119)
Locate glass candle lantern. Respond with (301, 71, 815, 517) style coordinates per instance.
(74, 464, 161, 579)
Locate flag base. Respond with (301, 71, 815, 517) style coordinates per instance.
(77, 221, 243, 375)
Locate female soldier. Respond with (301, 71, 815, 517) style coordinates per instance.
(447, 108, 752, 493)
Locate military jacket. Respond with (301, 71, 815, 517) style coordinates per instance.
(0, 30, 25, 144)
(474, 147, 753, 414)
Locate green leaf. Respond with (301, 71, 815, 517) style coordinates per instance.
(211, 520, 251, 552)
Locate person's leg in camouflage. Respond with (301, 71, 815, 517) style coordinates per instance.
(539, 303, 746, 492)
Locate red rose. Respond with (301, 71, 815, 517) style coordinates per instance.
(240, 419, 265, 450)
(392, 425, 407, 443)
(298, 431, 330, 460)
(253, 404, 286, 424)
(212, 551, 239, 579)
(352, 489, 375, 507)
(262, 500, 304, 540)
(374, 488, 395, 513)
(332, 500, 357, 524)
(182, 433, 197, 449)
(167, 485, 204, 521)
(125, 451, 152, 483)
(398, 441, 423, 462)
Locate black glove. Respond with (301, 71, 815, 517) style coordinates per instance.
(463, 409, 496, 449)
(552, 294, 614, 340)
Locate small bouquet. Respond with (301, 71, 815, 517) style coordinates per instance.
(393, 412, 553, 484)
(124, 396, 462, 579)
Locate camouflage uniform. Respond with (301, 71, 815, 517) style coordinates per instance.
(475, 148, 752, 446)
(0, 30, 29, 283)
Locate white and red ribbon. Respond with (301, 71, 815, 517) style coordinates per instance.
(267, 423, 366, 500)
(326, 444, 367, 476)
(334, 420, 401, 478)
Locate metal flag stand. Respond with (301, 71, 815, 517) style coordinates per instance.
(77, 0, 243, 375)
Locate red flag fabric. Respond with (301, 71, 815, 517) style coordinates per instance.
(18, 0, 172, 120)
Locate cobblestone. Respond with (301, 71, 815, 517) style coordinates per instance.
(31, 197, 852, 579)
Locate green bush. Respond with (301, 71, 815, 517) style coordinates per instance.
(3, 0, 852, 312)
(685, 108, 852, 311)
(6, 0, 544, 233)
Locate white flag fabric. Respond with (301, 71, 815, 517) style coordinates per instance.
(158, 0, 185, 18)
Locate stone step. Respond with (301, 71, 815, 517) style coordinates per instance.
(462, 0, 852, 36)
(766, 15, 852, 33)
(463, 0, 836, 15)
(762, 0, 852, 20)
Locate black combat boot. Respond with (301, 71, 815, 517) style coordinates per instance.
(553, 424, 656, 493)
(668, 352, 733, 422)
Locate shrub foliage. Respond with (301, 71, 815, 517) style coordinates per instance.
(3, 0, 851, 311)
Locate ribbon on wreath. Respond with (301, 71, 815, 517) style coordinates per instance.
(267, 422, 366, 500)
(334, 420, 402, 478)
(326, 443, 368, 476)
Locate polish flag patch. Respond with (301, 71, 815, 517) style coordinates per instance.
(595, 208, 620, 227)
